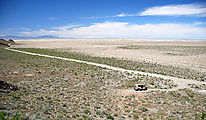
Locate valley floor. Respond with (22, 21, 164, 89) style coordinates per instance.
(0, 39, 206, 119)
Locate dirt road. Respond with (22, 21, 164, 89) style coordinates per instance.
(5, 47, 206, 94)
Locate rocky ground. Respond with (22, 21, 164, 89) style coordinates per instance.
(0, 47, 206, 120)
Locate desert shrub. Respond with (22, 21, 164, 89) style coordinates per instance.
(106, 114, 114, 120)
(133, 114, 139, 119)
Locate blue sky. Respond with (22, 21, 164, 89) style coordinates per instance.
(0, 0, 206, 39)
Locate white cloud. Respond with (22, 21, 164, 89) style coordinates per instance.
(140, 3, 206, 16)
(83, 3, 206, 19)
(21, 28, 30, 31)
(52, 25, 80, 30)
(48, 17, 56, 20)
(20, 22, 206, 39)
(194, 22, 206, 25)
(114, 13, 136, 17)
(115, 13, 127, 17)
(198, 13, 206, 17)
(81, 16, 110, 19)
(82, 13, 137, 19)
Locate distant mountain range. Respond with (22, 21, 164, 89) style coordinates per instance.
(0, 35, 61, 40)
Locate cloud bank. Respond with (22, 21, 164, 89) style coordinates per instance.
(21, 22, 206, 39)
(140, 3, 206, 17)
(84, 3, 206, 19)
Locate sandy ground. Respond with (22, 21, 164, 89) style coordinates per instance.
(13, 39, 206, 72)
(6, 47, 206, 95)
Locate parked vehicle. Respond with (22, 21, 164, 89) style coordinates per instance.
(133, 84, 147, 91)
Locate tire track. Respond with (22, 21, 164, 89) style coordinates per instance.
(5, 48, 206, 94)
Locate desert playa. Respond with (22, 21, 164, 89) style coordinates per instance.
(1, 38, 206, 119)
(1, 0, 206, 119)
(14, 38, 206, 72)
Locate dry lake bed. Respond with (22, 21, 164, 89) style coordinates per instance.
(1, 39, 206, 119)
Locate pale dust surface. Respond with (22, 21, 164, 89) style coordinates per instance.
(13, 39, 206, 72)
(10, 39, 206, 94)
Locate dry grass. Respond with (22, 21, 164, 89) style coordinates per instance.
(0, 47, 206, 119)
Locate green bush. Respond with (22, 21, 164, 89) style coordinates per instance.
(84, 109, 91, 114)
(106, 114, 114, 120)
(0, 111, 27, 120)
(133, 114, 139, 119)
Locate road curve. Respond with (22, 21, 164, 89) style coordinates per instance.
(5, 48, 206, 94)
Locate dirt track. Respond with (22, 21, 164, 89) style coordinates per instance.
(3, 39, 206, 119)
(5, 47, 206, 94)
(13, 39, 206, 72)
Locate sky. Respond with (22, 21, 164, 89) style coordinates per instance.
(0, 0, 206, 39)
